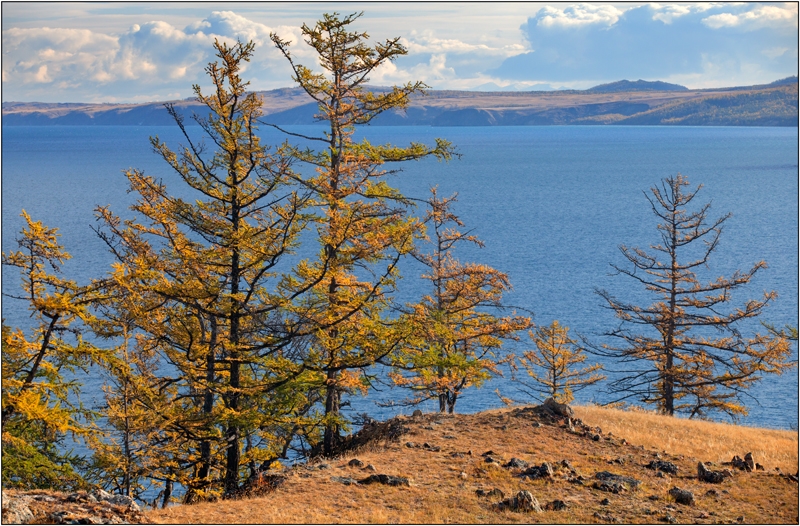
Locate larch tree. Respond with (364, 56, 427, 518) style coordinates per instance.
(389, 189, 532, 413)
(93, 39, 314, 498)
(513, 320, 604, 404)
(1, 212, 111, 490)
(271, 13, 455, 454)
(595, 174, 792, 418)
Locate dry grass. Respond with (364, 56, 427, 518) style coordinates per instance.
(147, 405, 799, 524)
(573, 405, 799, 473)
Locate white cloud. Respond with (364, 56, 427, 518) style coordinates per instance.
(533, 4, 624, 28)
(702, 4, 798, 30)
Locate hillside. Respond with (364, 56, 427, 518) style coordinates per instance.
(6, 403, 795, 524)
(2, 80, 797, 127)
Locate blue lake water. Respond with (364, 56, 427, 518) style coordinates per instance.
(2, 125, 798, 431)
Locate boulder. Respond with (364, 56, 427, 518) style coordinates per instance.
(541, 397, 574, 417)
(744, 453, 755, 472)
(668, 487, 695, 506)
(595, 471, 642, 490)
(504, 458, 529, 469)
(495, 491, 543, 513)
(697, 462, 727, 483)
(646, 460, 679, 475)
(545, 499, 568, 511)
(412, 409, 423, 417)
(358, 474, 410, 486)
(1, 492, 34, 525)
(348, 458, 365, 468)
(519, 462, 554, 480)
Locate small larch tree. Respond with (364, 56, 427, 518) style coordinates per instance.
(513, 320, 604, 404)
(390, 189, 532, 413)
(271, 12, 455, 454)
(595, 174, 792, 418)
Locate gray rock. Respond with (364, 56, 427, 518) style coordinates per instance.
(495, 490, 543, 513)
(545, 499, 568, 511)
(476, 488, 505, 498)
(331, 476, 359, 485)
(594, 471, 642, 490)
(668, 487, 695, 505)
(531, 421, 542, 428)
(504, 457, 529, 469)
(519, 462, 554, 480)
(600, 498, 610, 505)
(405, 441, 417, 448)
(365, 464, 377, 472)
(348, 458, 364, 468)
(646, 460, 679, 475)
(412, 409, 423, 417)
(744, 452, 755, 472)
(662, 513, 678, 524)
(592, 434, 601, 441)
(317, 463, 331, 470)
(541, 397, 574, 417)
(2, 492, 34, 525)
(358, 474, 410, 486)
(560, 459, 574, 470)
(697, 462, 726, 483)
(593, 512, 619, 523)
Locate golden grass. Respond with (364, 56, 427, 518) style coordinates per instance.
(147, 405, 799, 524)
(573, 405, 799, 473)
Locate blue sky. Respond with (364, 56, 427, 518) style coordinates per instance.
(2, 2, 797, 103)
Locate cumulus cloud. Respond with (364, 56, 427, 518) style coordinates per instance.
(489, 2, 798, 87)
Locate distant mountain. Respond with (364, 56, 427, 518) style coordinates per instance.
(3, 81, 796, 127)
(586, 79, 689, 93)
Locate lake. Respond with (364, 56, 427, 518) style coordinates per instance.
(2, 124, 798, 430)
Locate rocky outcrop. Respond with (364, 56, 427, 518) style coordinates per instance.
(697, 462, 731, 483)
(592, 471, 642, 493)
(357, 474, 410, 487)
(646, 460, 679, 475)
(668, 487, 695, 505)
(1, 489, 146, 524)
(494, 491, 543, 513)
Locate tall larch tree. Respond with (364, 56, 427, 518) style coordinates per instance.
(94, 40, 313, 498)
(1, 212, 111, 490)
(595, 174, 792, 418)
(271, 12, 455, 455)
(389, 189, 532, 413)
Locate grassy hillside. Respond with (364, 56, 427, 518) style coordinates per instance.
(142, 404, 798, 524)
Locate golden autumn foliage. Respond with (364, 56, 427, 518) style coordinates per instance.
(2, 212, 112, 490)
(514, 320, 604, 404)
(271, 13, 455, 454)
(595, 174, 793, 418)
(389, 189, 531, 413)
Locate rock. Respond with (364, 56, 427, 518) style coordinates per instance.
(594, 471, 642, 492)
(531, 421, 542, 428)
(495, 490, 543, 513)
(487, 488, 505, 498)
(592, 434, 601, 441)
(443, 434, 457, 439)
(697, 462, 726, 483)
(545, 499, 568, 511)
(755, 463, 765, 471)
(646, 460, 679, 475)
(519, 462, 554, 480)
(668, 487, 695, 505)
(358, 474, 410, 486)
(504, 458, 529, 469)
(482, 450, 497, 457)
(560, 459, 574, 470)
(348, 458, 365, 468)
(365, 464, 377, 472)
(459, 472, 468, 480)
(662, 513, 678, 524)
(541, 397, 574, 417)
(88, 489, 139, 512)
(705, 489, 718, 497)
(2, 492, 34, 525)
(656, 471, 666, 478)
(729, 455, 750, 471)
(331, 476, 359, 485)
(593, 512, 618, 523)
(405, 441, 417, 448)
(412, 409, 423, 417)
(648, 495, 660, 501)
(600, 498, 610, 505)
(744, 452, 755, 472)
(317, 463, 331, 470)
(485, 456, 501, 464)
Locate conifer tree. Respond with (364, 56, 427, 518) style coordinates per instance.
(1, 212, 110, 490)
(389, 189, 531, 413)
(595, 174, 792, 418)
(94, 39, 312, 497)
(271, 13, 455, 453)
(514, 320, 604, 404)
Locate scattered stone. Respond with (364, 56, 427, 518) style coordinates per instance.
(646, 460, 679, 475)
(600, 498, 611, 505)
(482, 450, 497, 457)
(648, 495, 660, 501)
(656, 471, 666, 478)
(728, 455, 750, 472)
(487, 488, 505, 498)
(443, 434, 457, 439)
(467, 450, 473, 456)
(736, 516, 745, 523)
(568, 475, 586, 485)
(593, 471, 642, 493)
(593, 511, 618, 523)
(519, 462, 554, 480)
(662, 513, 678, 524)
(331, 476, 359, 485)
(495, 491, 543, 513)
(705, 489, 718, 497)
(531, 422, 542, 428)
(592, 434, 601, 441)
(365, 464, 377, 472)
(697, 462, 727, 483)
(669, 487, 695, 505)
(449, 452, 465, 458)
(560, 459, 574, 470)
(504, 458, 529, 469)
(412, 409, 423, 417)
(744, 453, 755, 471)
(348, 458, 365, 468)
(485, 456, 501, 464)
(358, 474, 410, 486)
(459, 472, 468, 480)
(422, 425, 435, 430)
(317, 463, 331, 470)
(405, 441, 417, 448)
(755, 463, 765, 471)
(545, 499, 568, 511)
(541, 397, 574, 418)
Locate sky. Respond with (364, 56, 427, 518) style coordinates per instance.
(2, 2, 797, 103)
